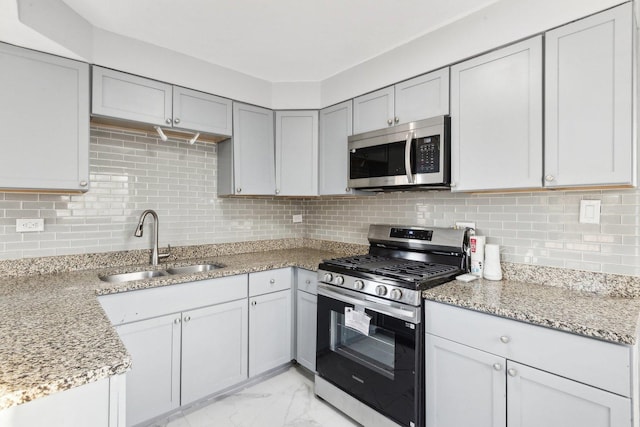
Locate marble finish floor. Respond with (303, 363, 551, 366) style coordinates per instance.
(155, 367, 360, 427)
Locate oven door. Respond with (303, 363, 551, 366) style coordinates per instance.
(316, 284, 423, 427)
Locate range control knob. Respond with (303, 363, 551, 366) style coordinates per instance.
(323, 273, 333, 282)
(334, 276, 344, 285)
(389, 289, 403, 300)
(375, 285, 388, 296)
(353, 280, 365, 290)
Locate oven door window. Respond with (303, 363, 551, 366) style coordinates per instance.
(331, 310, 395, 380)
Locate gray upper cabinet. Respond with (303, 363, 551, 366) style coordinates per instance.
(92, 66, 172, 127)
(450, 36, 543, 192)
(92, 66, 232, 136)
(172, 86, 232, 136)
(0, 42, 89, 192)
(353, 68, 449, 134)
(218, 102, 275, 196)
(544, 3, 634, 188)
(319, 100, 354, 195)
(275, 110, 318, 196)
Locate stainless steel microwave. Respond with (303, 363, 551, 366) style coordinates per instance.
(348, 115, 450, 191)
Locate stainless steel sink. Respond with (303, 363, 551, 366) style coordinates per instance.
(99, 270, 170, 283)
(166, 263, 224, 275)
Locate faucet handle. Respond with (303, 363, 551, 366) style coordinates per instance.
(159, 244, 171, 260)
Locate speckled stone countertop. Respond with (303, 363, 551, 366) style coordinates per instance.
(423, 272, 640, 346)
(0, 243, 362, 411)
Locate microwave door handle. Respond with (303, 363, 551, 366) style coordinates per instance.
(405, 131, 414, 184)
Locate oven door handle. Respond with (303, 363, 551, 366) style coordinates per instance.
(318, 284, 419, 324)
(404, 130, 414, 184)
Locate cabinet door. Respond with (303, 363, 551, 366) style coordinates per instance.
(425, 334, 506, 427)
(92, 66, 172, 127)
(116, 313, 181, 426)
(450, 36, 543, 191)
(296, 290, 317, 372)
(507, 361, 631, 427)
(319, 100, 354, 195)
(275, 110, 318, 196)
(544, 3, 633, 187)
(0, 42, 89, 192)
(395, 68, 450, 125)
(172, 86, 232, 136)
(232, 102, 275, 195)
(181, 299, 248, 405)
(353, 86, 395, 134)
(249, 289, 292, 377)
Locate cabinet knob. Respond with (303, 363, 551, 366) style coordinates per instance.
(500, 335, 510, 343)
(345, 187, 350, 193)
(394, 116, 399, 123)
(251, 300, 257, 306)
(270, 278, 276, 284)
(79, 180, 88, 187)
(450, 182, 457, 188)
(493, 363, 502, 371)
(174, 118, 181, 125)
(174, 318, 181, 324)
(166, 118, 172, 125)
(387, 119, 393, 126)
(545, 175, 555, 182)
(275, 189, 280, 195)
(507, 368, 518, 377)
(236, 187, 242, 193)
(184, 315, 191, 322)
(305, 279, 311, 284)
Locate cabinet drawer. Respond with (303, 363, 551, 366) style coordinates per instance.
(296, 268, 317, 295)
(425, 301, 631, 396)
(99, 274, 248, 325)
(249, 268, 292, 296)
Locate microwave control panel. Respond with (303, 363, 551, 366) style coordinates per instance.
(415, 136, 440, 174)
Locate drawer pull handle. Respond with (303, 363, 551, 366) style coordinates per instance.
(493, 363, 502, 371)
(508, 368, 518, 377)
(500, 335, 510, 344)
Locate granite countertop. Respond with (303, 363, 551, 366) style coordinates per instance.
(423, 277, 640, 345)
(0, 246, 347, 411)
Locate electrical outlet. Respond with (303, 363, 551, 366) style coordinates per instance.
(455, 221, 476, 230)
(293, 214, 303, 223)
(16, 218, 44, 232)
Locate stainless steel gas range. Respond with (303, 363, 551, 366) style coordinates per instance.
(315, 224, 471, 427)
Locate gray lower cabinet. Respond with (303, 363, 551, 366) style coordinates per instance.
(425, 301, 633, 427)
(98, 275, 248, 426)
(92, 66, 232, 136)
(450, 36, 543, 192)
(319, 100, 354, 195)
(248, 268, 293, 377)
(218, 102, 276, 196)
(295, 268, 318, 372)
(275, 110, 319, 196)
(544, 3, 634, 188)
(0, 42, 89, 192)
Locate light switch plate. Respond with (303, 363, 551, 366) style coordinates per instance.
(16, 218, 44, 232)
(579, 200, 601, 224)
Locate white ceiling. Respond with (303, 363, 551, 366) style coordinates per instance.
(60, 0, 498, 82)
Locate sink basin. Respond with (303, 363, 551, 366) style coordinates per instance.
(99, 270, 170, 283)
(166, 263, 225, 275)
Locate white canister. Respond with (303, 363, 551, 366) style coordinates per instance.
(469, 235, 485, 277)
(483, 244, 502, 281)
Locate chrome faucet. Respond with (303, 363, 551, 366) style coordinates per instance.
(134, 209, 171, 266)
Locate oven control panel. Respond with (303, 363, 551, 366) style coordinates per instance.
(318, 270, 421, 307)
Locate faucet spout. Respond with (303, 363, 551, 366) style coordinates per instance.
(133, 209, 170, 266)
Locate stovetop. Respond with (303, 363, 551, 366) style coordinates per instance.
(321, 254, 461, 285)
